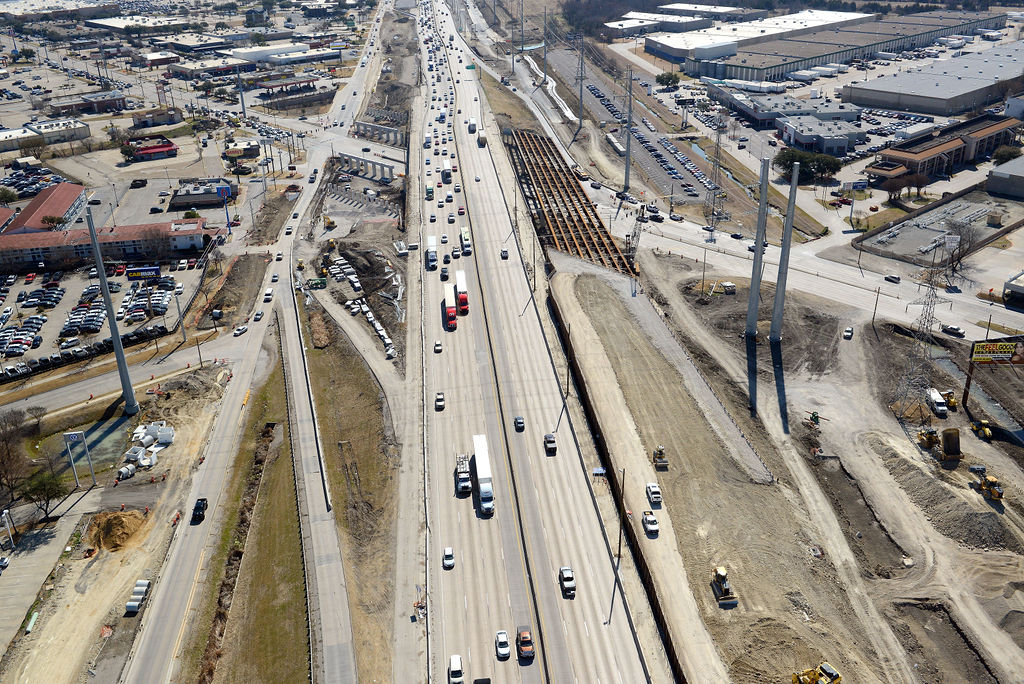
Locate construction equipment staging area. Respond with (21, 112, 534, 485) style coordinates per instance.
(506, 128, 633, 274)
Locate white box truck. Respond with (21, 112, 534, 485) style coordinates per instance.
(473, 434, 494, 516)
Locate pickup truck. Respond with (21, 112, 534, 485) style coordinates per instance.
(516, 626, 535, 659)
(642, 510, 659, 535)
(646, 482, 662, 505)
(558, 566, 577, 598)
(191, 497, 208, 524)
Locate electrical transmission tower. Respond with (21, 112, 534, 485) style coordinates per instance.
(894, 280, 948, 419)
(625, 206, 646, 268)
(702, 111, 727, 243)
(572, 33, 584, 140)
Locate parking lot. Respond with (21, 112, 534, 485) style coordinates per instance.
(0, 262, 205, 381)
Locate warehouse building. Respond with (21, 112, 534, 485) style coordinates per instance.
(645, 10, 874, 63)
(605, 12, 711, 38)
(987, 154, 1024, 199)
(777, 116, 865, 154)
(685, 11, 1007, 81)
(865, 113, 1020, 179)
(706, 84, 861, 127)
(842, 40, 1024, 115)
(658, 3, 769, 22)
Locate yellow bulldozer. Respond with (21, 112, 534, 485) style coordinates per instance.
(322, 214, 336, 230)
(969, 465, 1004, 501)
(793, 662, 842, 684)
(941, 390, 958, 411)
(917, 427, 939, 449)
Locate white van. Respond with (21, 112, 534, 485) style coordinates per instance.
(927, 388, 948, 418)
(448, 655, 464, 684)
(263, 288, 274, 302)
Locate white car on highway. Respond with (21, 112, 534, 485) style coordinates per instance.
(495, 630, 511, 659)
(233, 325, 248, 336)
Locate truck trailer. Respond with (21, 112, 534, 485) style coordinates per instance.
(473, 434, 494, 515)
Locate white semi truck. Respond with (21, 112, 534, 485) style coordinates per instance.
(473, 434, 494, 516)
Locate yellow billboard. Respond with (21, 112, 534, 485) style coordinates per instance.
(970, 337, 1024, 365)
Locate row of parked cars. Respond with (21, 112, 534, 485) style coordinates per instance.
(652, 134, 720, 195)
(1, 325, 169, 382)
(0, 166, 70, 200)
(588, 83, 627, 125)
(0, 313, 45, 357)
(118, 277, 181, 323)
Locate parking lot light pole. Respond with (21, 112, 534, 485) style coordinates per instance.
(85, 208, 139, 415)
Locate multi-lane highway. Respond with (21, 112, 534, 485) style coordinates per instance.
(416, 2, 651, 682)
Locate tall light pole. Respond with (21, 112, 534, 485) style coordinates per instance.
(85, 208, 139, 415)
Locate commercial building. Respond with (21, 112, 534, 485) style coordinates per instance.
(168, 178, 238, 210)
(48, 90, 126, 115)
(645, 10, 873, 63)
(987, 154, 1024, 198)
(222, 139, 261, 159)
(84, 16, 188, 34)
(229, 42, 312, 63)
(1006, 92, 1024, 119)
(843, 40, 1024, 115)
(136, 51, 180, 67)
(865, 113, 1020, 178)
(0, 119, 91, 152)
(168, 57, 255, 79)
(266, 47, 340, 64)
(686, 11, 1007, 81)
(658, 3, 768, 22)
(3, 183, 86, 234)
(706, 84, 861, 127)
(0, 0, 117, 19)
(127, 135, 179, 161)
(132, 107, 184, 128)
(0, 219, 223, 269)
(161, 33, 235, 54)
(776, 116, 865, 154)
(605, 13, 711, 38)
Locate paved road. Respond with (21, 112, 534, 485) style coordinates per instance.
(421, 3, 651, 682)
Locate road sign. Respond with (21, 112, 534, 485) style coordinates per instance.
(126, 266, 161, 281)
(852, 180, 868, 190)
(216, 185, 231, 198)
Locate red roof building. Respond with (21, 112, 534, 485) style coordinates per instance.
(129, 135, 179, 161)
(4, 182, 86, 234)
(0, 218, 223, 269)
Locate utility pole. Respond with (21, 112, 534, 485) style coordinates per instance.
(542, 9, 548, 85)
(85, 208, 139, 415)
(624, 68, 633, 193)
(520, 0, 525, 55)
(744, 158, 771, 339)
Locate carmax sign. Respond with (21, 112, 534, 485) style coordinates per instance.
(126, 266, 161, 281)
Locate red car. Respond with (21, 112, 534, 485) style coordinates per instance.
(457, 206, 465, 215)
(114, 264, 126, 276)
(24, 273, 35, 283)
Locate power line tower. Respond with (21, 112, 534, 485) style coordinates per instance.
(625, 206, 646, 268)
(894, 280, 948, 419)
(702, 110, 727, 243)
(572, 32, 584, 140)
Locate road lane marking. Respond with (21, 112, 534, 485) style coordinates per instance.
(169, 548, 205, 681)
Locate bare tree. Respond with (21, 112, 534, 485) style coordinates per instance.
(881, 177, 908, 202)
(208, 248, 226, 274)
(945, 218, 981, 273)
(907, 173, 930, 197)
(0, 409, 26, 502)
(26, 405, 46, 432)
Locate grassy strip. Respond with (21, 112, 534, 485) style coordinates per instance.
(177, 357, 285, 682)
(298, 299, 396, 684)
(975, 321, 1024, 336)
(217, 368, 310, 683)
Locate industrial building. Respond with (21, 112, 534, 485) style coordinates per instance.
(842, 40, 1024, 115)
(605, 13, 711, 39)
(987, 154, 1024, 199)
(865, 113, 1020, 179)
(684, 10, 1007, 81)
(658, 3, 769, 22)
(645, 10, 873, 63)
(706, 84, 861, 127)
(776, 116, 865, 154)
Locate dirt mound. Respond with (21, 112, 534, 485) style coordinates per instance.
(88, 511, 145, 551)
(1000, 610, 1024, 649)
(727, 617, 827, 681)
(309, 309, 332, 349)
(869, 435, 1023, 554)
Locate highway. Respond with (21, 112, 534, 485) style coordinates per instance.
(418, 2, 651, 682)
